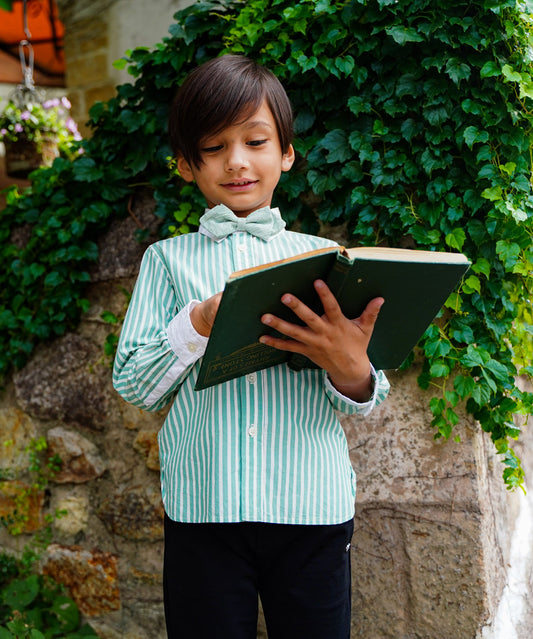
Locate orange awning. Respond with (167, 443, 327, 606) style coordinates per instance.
(0, 0, 65, 86)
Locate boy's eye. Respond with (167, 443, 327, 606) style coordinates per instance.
(201, 144, 223, 153)
(247, 139, 267, 147)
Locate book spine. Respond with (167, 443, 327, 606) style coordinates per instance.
(287, 353, 317, 372)
(325, 255, 351, 299)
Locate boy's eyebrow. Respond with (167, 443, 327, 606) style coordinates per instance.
(242, 119, 274, 130)
(201, 119, 274, 144)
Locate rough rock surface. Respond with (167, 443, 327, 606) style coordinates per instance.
(47, 426, 106, 483)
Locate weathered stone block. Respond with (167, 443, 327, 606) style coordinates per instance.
(0, 480, 44, 533)
(14, 334, 109, 430)
(88, 188, 160, 282)
(43, 544, 120, 616)
(133, 429, 160, 471)
(85, 83, 117, 108)
(0, 408, 36, 473)
(98, 486, 164, 540)
(47, 426, 106, 483)
(342, 367, 527, 638)
(66, 53, 108, 88)
(53, 493, 90, 536)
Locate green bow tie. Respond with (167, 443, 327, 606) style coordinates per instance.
(199, 205, 286, 241)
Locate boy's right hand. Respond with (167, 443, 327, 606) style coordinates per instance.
(189, 293, 222, 337)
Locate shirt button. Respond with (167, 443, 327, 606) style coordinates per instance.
(248, 425, 257, 437)
(237, 244, 246, 252)
(187, 343, 198, 353)
(246, 373, 257, 384)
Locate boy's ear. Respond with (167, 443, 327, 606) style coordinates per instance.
(281, 144, 295, 172)
(176, 154, 195, 182)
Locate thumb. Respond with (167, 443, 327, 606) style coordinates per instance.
(358, 297, 384, 332)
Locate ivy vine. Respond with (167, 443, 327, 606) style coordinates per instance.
(0, 440, 97, 638)
(0, 0, 531, 488)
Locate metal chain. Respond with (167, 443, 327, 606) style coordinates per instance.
(13, 0, 41, 107)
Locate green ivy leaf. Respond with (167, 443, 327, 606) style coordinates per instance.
(460, 344, 490, 368)
(446, 407, 460, 426)
(502, 63, 522, 83)
(445, 228, 466, 250)
(463, 274, 481, 294)
(321, 129, 352, 163)
(519, 80, 533, 99)
(429, 360, 451, 377)
(471, 381, 492, 406)
(112, 57, 128, 70)
(481, 185, 503, 201)
(480, 60, 500, 78)
(100, 311, 119, 324)
(72, 158, 103, 182)
(496, 240, 521, 268)
(454, 374, 476, 398)
(463, 126, 489, 148)
(445, 58, 471, 84)
(50, 595, 80, 632)
(485, 358, 512, 384)
(385, 26, 424, 45)
(444, 291, 462, 311)
(472, 258, 491, 278)
(3, 575, 39, 609)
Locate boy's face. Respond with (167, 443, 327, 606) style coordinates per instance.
(177, 101, 295, 218)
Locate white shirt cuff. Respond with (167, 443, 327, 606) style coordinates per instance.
(324, 363, 380, 416)
(166, 300, 209, 365)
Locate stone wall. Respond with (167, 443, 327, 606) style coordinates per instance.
(1, 1, 532, 637)
(346, 373, 533, 638)
(0, 192, 169, 638)
(1, 191, 532, 638)
(54, 0, 191, 136)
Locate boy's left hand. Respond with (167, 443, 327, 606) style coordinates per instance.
(259, 280, 384, 402)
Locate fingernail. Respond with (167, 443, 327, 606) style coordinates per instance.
(282, 294, 292, 304)
(262, 315, 272, 324)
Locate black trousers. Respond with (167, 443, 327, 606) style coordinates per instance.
(163, 515, 354, 639)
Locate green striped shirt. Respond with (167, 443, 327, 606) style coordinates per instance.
(113, 215, 389, 525)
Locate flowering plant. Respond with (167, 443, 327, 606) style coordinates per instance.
(0, 96, 81, 154)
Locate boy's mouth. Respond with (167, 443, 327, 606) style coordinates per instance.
(222, 179, 258, 190)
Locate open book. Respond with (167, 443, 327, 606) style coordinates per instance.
(194, 246, 470, 390)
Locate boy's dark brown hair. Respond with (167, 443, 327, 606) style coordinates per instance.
(168, 55, 293, 167)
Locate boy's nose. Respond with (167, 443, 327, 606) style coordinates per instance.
(225, 146, 248, 171)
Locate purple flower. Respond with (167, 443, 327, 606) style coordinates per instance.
(43, 98, 60, 109)
(0, 128, 7, 136)
(61, 96, 72, 109)
(20, 111, 31, 120)
(14, 123, 23, 133)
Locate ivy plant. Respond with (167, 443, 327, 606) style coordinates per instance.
(0, 440, 97, 638)
(0, 0, 531, 488)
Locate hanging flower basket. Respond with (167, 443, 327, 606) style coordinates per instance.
(1, 96, 81, 179)
(4, 135, 59, 178)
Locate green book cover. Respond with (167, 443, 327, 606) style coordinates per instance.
(194, 246, 470, 390)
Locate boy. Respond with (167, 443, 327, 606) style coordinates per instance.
(113, 55, 390, 638)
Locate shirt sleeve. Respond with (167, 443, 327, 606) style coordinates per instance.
(323, 364, 390, 416)
(112, 245, 207, 411)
